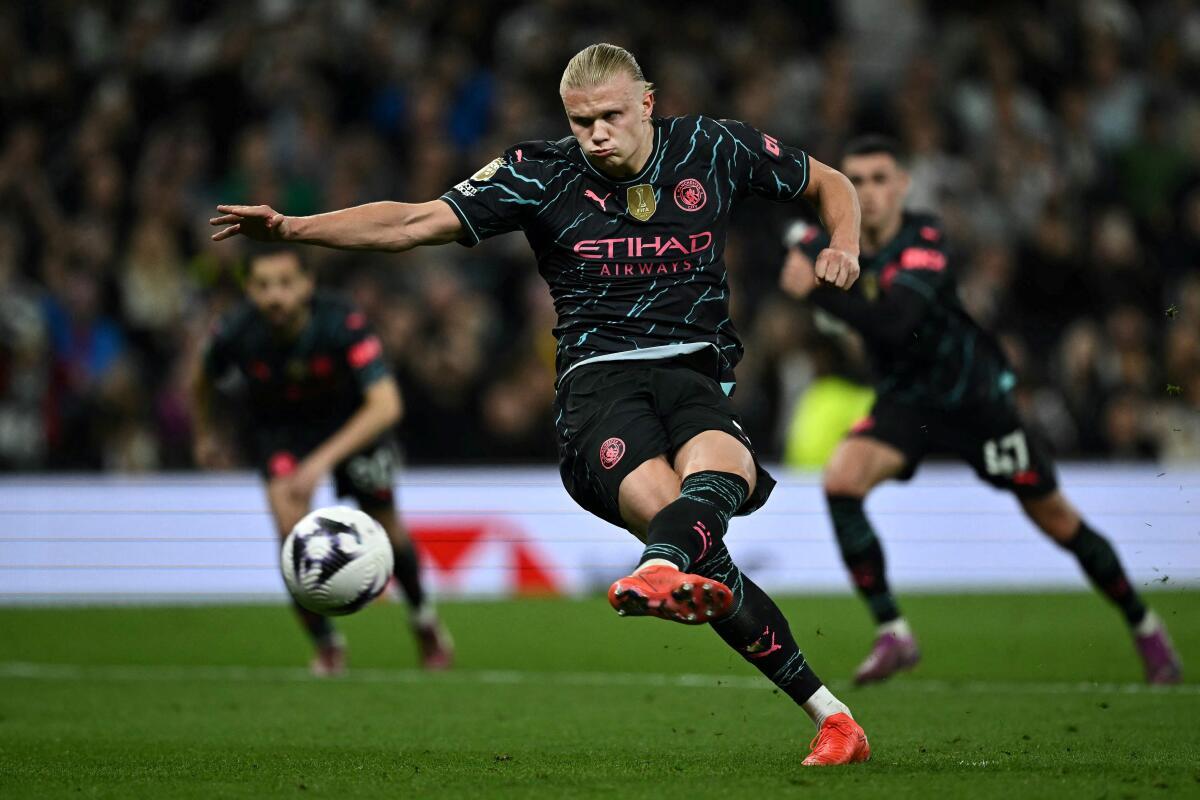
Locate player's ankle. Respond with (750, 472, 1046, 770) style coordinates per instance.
(634, 558, 679, 574)
(802, 685, 852, 728)
(878, 617, 913, 639)
(411, 603, 440, 629)
(1134, 609, 1161, 637)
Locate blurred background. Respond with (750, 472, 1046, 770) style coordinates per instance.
(2, 0, 1200, 474)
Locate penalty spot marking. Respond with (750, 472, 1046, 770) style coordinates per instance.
(0, 661, 1196, 696)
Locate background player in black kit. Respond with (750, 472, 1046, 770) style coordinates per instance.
(781, 135, 1183, 686)
(192, 247, 453, 675)
(209, 43, 871, 766)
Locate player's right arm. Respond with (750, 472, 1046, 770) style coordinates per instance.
(210, 147, 547, 251)
(190, 361, 222, 468)
(209, 200, 464, 252)
(191, 313, 240, 469)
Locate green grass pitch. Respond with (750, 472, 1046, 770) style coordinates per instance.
(1, 591, 1197, 799)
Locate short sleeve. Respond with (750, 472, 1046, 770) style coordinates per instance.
(439, 146, 546, 246)
(719, 119, 811, 202)
(885, 222, 950, 300)
(339, 310, 389, 390)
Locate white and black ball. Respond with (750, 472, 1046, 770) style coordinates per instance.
(281, 506, 394, 616)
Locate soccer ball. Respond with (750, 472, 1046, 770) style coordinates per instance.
(281, 506, 394, 616)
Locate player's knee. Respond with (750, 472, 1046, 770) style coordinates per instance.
(1022, 492, 1079, 543)
(823, 467, 868, 499)
(675, 430, 756, 492)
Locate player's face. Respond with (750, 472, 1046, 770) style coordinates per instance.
(562, 74, 654, 177)
(842, 153, 910, 231)
(245, 252, 314, 330)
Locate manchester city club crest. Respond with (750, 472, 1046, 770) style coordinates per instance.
(627, 183, 656, 221)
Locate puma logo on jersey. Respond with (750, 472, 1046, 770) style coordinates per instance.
(584, 189, 612, 211)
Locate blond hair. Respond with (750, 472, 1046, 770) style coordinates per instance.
(559, 43, 655, 96)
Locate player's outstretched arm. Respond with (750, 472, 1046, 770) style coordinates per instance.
(209, 200, 464, 252)
(801, 158, 861, 290)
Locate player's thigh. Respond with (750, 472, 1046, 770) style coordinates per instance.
(334, 441, 409, 546)
(617, 455, 681, 541)
(652, 364, 776, 516)
(673, 429, 757, 492)
(825, 398, 927, 496)
(823, 436, 907, 497)
(555, 364, 674, 533)
(265, 479, 310, 539)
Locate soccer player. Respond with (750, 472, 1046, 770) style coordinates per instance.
(192, 247, 453, 675)
(780, 134, 1183, 686)
(210, 43, 870, 766)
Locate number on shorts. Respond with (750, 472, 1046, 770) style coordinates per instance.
(347, 449, 394, 492)
(983, 430, 1029, 477)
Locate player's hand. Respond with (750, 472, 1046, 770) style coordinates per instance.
(209, 205, 290, 242)
(281, 459, 323, 504)
(780, 248, 819, 298)
(814, 247, 859, 290)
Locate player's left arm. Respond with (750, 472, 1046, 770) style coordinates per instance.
(281, 318, 402, 502)
(284, 377, 402, 502)
(730, 119, 860, 289)
(801, 158, 861, 290)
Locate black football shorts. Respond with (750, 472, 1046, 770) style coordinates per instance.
(256, 429, 400, 508)
(555, 357, 776, 528)
(849, 394, 1058, 498)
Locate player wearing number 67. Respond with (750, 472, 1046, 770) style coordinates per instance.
(779, 135, 1182, 686)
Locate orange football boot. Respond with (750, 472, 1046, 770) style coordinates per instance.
(801, 713, 871, 766)
(608, 564, 733, 624)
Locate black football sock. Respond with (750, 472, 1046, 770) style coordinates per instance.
(639, 471, 749, 571)
(1059, 520, 1147, 626)
(391, 538, 428, 612)
(292, 602, 337, 647)
(695, 540, 824, 705)
(827, 494, 901, 624)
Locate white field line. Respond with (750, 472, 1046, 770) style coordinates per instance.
(0, 661, 1196, 696)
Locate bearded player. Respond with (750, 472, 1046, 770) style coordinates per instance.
(780, 135, 1182, 686)
(211, 44, 869, 764)
(193, 247, 453, 675)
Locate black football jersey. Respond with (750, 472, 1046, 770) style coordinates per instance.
(440, 115, 812, 389)
(202, 292, 390, 434)
(795, 211, 1015, 410)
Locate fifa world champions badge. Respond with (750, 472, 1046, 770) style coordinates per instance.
(627, 184, 656, 221)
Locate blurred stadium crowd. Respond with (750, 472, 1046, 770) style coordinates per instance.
(1, 0, 1199, 471)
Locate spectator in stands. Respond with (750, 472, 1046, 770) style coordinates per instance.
(0, 1, 1197, 469)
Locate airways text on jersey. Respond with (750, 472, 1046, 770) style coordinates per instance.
(440, 115, 812, 384)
